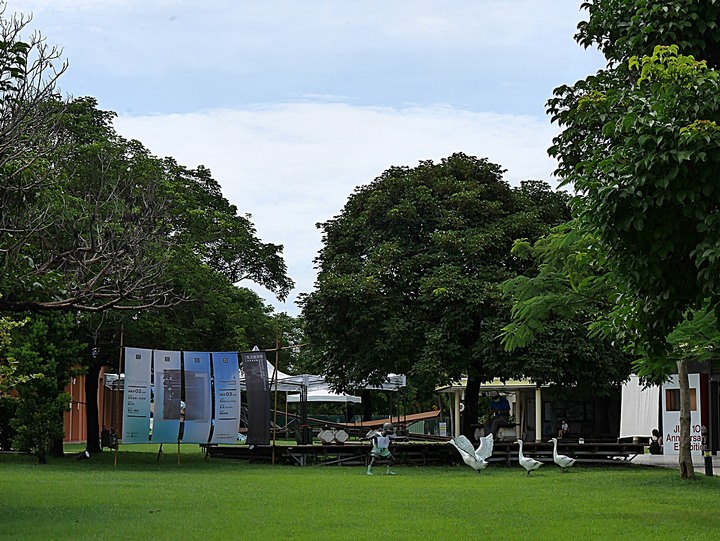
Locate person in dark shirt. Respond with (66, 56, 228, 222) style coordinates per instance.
(483, 390, 511, 438)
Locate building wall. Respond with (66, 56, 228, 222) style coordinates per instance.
(63, 368, 123, 444)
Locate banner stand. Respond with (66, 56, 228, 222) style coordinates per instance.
(157, 444, 163, 461)
(272, 325, 280, 465)
(114, 326, 124, 467)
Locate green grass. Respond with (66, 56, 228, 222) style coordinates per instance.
(2, 446, 719, 540)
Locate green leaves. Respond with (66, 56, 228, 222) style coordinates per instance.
(547, 1, 720, 371)
(302, 153, 570, 392)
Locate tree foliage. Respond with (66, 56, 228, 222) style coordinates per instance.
(1, 6, 293, 313)
(0, 9, 177, 314)
(576, 0, 720, 68)
(1, 3, 296, 455)
(551, 6, 720, 355)
(301, 153, 569, 402)
(501, 224, 633, 395)
(8, 312, 82, 463)
(544, 0, 720, 479)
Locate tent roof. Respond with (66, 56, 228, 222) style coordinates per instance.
(287, 388, 362, 403)
(435, 377, 543, 393)
(352, 373, 407, 392)
(239, 360, 326, 391)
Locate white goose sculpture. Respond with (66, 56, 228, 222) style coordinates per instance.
(551, 437, 576, 472)
(449, 433, 494, 472)
(516, 439, 542, 476)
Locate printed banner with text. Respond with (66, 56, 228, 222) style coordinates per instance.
(122, 347, 152, 443)
(241, 350, 271, 445)
(662, 373, 702, 455)
(210, 352, 241, 444)
(151, 350, 182, 443)
(181, 351, 213, 443)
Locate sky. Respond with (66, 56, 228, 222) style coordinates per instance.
(9, 0, 605, 316)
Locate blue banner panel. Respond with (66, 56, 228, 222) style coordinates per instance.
(181, 351, 212, 444)
(151, 350, 182, 443)
(122, 347, 152, 444)
(210, 352, 240, 444)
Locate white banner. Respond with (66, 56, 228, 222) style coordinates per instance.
(122, 347, 152, 444)
(662, 374, 702, 455)
(210, 352, 240, 444)
(181, 352, 212, 444)
(151, 350, 182, 443)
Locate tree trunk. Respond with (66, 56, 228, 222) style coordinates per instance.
(361, 390, 373, 421)
(51, 409, 65, 458)
(463, 375, 481, 439)
(51, 436, 64, 458)
(677, 359, 695, 479)
(85, 361, 102, 454)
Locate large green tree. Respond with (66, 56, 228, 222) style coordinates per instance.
(66, 103, 294, 454)
(1, 5, 295, 456)
(301, 153, 569, 434)
(545, 0, 720, 478)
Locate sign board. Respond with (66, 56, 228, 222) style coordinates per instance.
(662, 374, 702, 455)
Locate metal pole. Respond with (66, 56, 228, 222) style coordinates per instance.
(703, 425, 713, 476)
(272, 323, 280, 465)
(114, 324, 124, 467)
(535, 386, 542, 443)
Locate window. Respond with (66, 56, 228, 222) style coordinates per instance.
(665, 388, 697, 411)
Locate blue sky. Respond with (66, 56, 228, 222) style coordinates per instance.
(11, 0, 605, 315)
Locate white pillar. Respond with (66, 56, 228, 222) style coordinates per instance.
(454, 390, 462, 437)
(515, 390, 521, 440)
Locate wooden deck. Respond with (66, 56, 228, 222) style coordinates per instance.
(204, 439, 645, 467)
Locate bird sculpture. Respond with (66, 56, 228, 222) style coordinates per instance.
(449, 433, 494, 472)
(551, 437, 576, 472)
(516, 439, 542, 476)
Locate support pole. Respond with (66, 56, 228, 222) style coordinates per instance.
(514, 390, 521, 440)
(535, 387, 542, 443)
(454, 390, 461, 437)
(114, 325, 124, 467)
(272, 323, 280, 465)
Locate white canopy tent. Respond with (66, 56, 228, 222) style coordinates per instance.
(287, 388, 362, 404)
(239, 360, 326, 392)
(356, 373, 407, 392)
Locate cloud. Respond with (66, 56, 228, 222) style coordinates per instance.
(114, 101, 560, 315)
(8, 0, 601, 315)
(12, 0, 603, 117)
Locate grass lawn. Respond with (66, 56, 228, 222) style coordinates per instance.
(1, 444, 719, 540)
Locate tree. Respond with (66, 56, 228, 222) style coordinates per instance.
(575, 0, 720, 68)
(1, 5, 296, 455)
(161, 159, 293, 300)
(0, 307, 27, 450)
(301, 153, 569, 434)
(501, 224, 613, 348)
(66, 108, 294, 453)
(547, 0, 720, 478)
(2, 96, 180, 312)
(8, 312, 83, 463)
